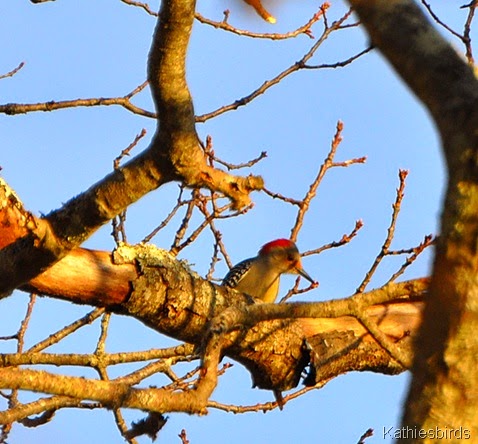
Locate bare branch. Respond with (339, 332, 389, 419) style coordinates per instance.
(208, 380, 328, 413)
(0, 82, 155, 118)
(462, 1, 477, 65)
(120, 0, 158, 16)
(0, 396, 100, 425)
(148, 0, 264, 209)
(0, 366, 213, 418)
(195, 6, 328, 40)
(1, 345, 195, 368)
(303, 45, 374, 69)
(422, 0, 478, 65)
(290, 121, 365, 241)
(386, 234, 434, 283)
(27, 308, 105, 353)
(421, 1, 463, 40)
(262, 188, 302, 206)
(142, 185, 188, 243)
(0, 62, 25, 80)
(356, 170, 408, 293)
(204, 136, 268, 171)
(114, 129, 147, 170)
(357, 428, 374, 444)
(196, 8, 357, 123)
(1, 0, 264, 296)
(279, 278, 319, 303)
(303, 220, 364, 256)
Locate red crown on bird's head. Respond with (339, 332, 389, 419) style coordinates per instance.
(258, 239, 297, 256)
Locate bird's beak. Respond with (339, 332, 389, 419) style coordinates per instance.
(295, 266, 315, 284)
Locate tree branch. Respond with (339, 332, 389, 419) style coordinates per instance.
(0, 82, 155, 118)
(146, 0, 263, 209)
(348, 0, 478, 165)
(14, 242, 427, 391)
(347, 0, 478, 436)
(0, 0, 263, 297)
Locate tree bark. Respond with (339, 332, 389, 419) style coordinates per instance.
(0, 0, 262, 299)
(347, 0, 478, 440)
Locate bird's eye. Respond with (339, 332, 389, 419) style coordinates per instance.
(287, 254, 295, 262)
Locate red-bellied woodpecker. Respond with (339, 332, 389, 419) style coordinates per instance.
(222, 239, 315, 303)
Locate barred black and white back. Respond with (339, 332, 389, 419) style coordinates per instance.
(222, 257, 255, 289)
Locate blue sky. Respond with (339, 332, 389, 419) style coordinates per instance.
(1, 0, 467, 443)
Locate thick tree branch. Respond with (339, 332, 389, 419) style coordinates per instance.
(8, 241, 426, 392)
(24, 249, 136, 306)
(0, 176, 428, 393)
(347, 0, 478, 438)
(348, 0, 478, 167)
(1, 177, 427, 391)
(147, 0, 263, 208)
(0, 151, 168, 298)
(0, 366, 215, 418)
(3, 0, 453, 425)
(0, 0, 263, 298)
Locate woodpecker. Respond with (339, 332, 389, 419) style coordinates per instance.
(222, 239, 315, 303)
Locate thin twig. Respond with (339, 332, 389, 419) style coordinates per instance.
(0, 82, 155, 118)
(27, 308, 105, 353)
(303, 220, 364, 256)
(356, 170, 408, 293)
(290, 121, 365, 241)
(171, 191, 252, 256)
(120, 0, 158, 16)
(112, 212, 128, 245)
(462, 0, 477, 65)
(111, 130, 147, 244)
(204, 141, 268, 171)
(421, 0, 463, 39)
(0, 334, 18, 341)
(196, 8, 358, 123)
(386, 234, 434, 283)
(303, 46, 373, 69)
(95, 312, 111, 356)
(422, 0, 475, 65)
(16, 294, 36, 353)
(5, 294, 37, 434)
(208, 380, 328, 413)
(114, 129, 147, 170)
(0, 62, 25, 80)
(115, 353, 199, 387)
(195, 6, 328, 40)
(196, 192, 235, 274)
(114, 409, 137, 444)
(280, 278, 318, 303)
(179, 429, 190, 444)
(357, 428, 374, 444)
(142, 185, 188, 243)
(262, 188, 302, 206)
(170, 191, 198, 254)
